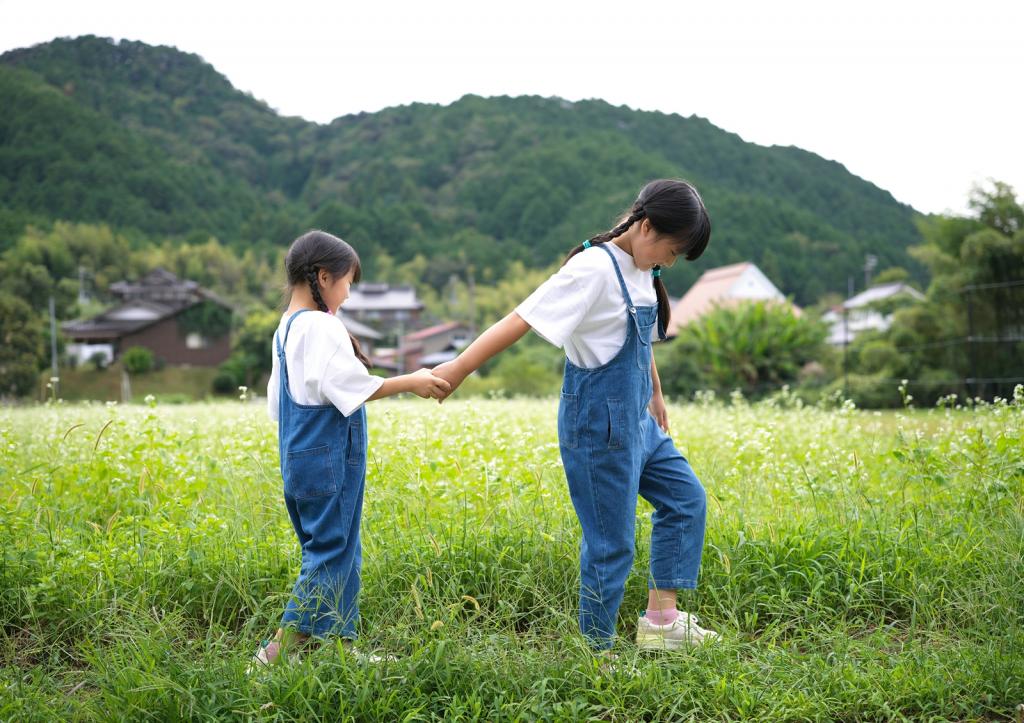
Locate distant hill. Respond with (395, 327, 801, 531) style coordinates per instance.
(0, 35, 925, 303)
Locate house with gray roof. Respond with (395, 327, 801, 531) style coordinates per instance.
(823, 282, 925, 345)
(62, 268, 235, 367)
(342, 283, 424, 338)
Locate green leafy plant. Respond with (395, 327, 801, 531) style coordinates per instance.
(120, 345, 154, 375)
(659, 300, 829, 398)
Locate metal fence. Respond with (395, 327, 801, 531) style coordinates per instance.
(844, 279, 1024, 403)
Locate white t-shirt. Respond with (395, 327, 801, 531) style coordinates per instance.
(515, 242, 659, 368)
(267, 311, 384, 420)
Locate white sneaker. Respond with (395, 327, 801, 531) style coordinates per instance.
(635, 611, 719, 650)
(337, 639, 396, 664)
(351, 649, 395, 664)
(246, 640, 299, 675)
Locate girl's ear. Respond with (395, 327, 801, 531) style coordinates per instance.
(318, 269, 331, 288)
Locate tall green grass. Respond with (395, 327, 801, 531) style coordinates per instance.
(2, 390, 1022, 720)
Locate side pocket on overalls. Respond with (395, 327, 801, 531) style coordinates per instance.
(607, 398, 624, 449)
(347, 415, 366, 466)
(284, 445, 340, 499)
(558, 393, 578, 449)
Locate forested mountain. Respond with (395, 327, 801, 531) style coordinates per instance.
(1, 35, 924, 305)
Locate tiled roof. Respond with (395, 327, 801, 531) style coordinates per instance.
(344, 283, 424, 312)
(403, 321, 467, 342)
(62, 269, 233, 341)
(666, 262, 794, 336)
(61, 300, 180, 340)
(841, 282, 925, 309)
(337, 313, 383, 340)
(667, 263, 755, 335)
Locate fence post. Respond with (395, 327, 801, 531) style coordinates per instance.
(843, 276, 853, 399)
(964, 286, 978, 399)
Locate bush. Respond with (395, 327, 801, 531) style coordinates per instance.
(857, 339, 904, 376)
(0, 293, 46, 398)
(226, 309, 280, 387)
(121, 346, 155, 375)
(659, 301, 830, 399)
(88, 352, 108, 371)
(211, 371, 238, 395)
(216, 357, 247, 388)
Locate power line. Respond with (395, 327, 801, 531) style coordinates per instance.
(961, 279, 1024, 292)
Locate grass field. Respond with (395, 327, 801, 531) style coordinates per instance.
(2, 391, 1022, 721)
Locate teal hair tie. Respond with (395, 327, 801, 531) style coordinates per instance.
(582, 240, 592, 249)
(652, 266, 662, 278)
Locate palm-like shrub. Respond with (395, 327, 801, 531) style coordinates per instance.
(658, 301, 828, 398)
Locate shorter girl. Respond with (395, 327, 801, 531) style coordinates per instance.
(434, 179, 717, 651)
(251, 230, 450, 669)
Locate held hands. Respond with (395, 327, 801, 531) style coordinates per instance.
(426, 314, 529, 404)
(430, 360, 467, 403)
(649, 392, 670, 433)
(408, 368, 452, 400)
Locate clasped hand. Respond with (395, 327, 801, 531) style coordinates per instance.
(430, 360, 466, 403)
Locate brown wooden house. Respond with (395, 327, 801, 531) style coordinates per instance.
(371, 321, 473, 372)
(62, 268, 235, 367)
(342, 283, 425, 339)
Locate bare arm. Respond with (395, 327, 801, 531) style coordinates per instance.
(649, 353, 670, 432)
(367, 368, 451, 401)
(432, 312, 531, 397)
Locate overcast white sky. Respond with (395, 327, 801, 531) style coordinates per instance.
(4, 0, 1023, 215)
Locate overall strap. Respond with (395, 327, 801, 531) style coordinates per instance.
(597, 244, 636, 310)
(276, 308, 314, 357)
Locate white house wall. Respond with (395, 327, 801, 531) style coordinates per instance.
(729, 265, 786, 301)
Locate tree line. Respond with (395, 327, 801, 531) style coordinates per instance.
(5, 36, 1016, 404)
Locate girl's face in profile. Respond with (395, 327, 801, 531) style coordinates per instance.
(319, 267, 357, 314)
(630, 219, 681, 271)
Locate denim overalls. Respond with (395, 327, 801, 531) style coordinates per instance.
(558, 245, 707, 649)
(275, 308, 367, 639)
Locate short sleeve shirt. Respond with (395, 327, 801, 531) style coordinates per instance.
(267, 311, 384, 420)
(515, 243, 658, 368)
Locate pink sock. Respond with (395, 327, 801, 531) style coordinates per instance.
(645, 607, 678, 626)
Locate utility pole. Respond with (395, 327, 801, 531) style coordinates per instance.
(864, 254, 878, 291)
(77, 265, 89, 305)
(49, 295, 59, 394)
(447, 273, 459, 311)
(843, 276, 853, 398)
(396, 316, 406, 376)
(121, 369, 132, 403)
(467, 264, 477, 336)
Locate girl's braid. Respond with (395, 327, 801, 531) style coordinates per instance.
(600, 207, 646, 243)
(306, 266, 329, 313)
(564, 205, 646, 264)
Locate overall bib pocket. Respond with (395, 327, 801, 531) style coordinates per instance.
(284, 445, 339, 498)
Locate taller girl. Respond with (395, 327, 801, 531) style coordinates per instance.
(434, 179, 716, 650)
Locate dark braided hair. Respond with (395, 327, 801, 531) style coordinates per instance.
(564, 179, 711, 337)
(305, 266, 329, 313)
(284, 230, 372, 368)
